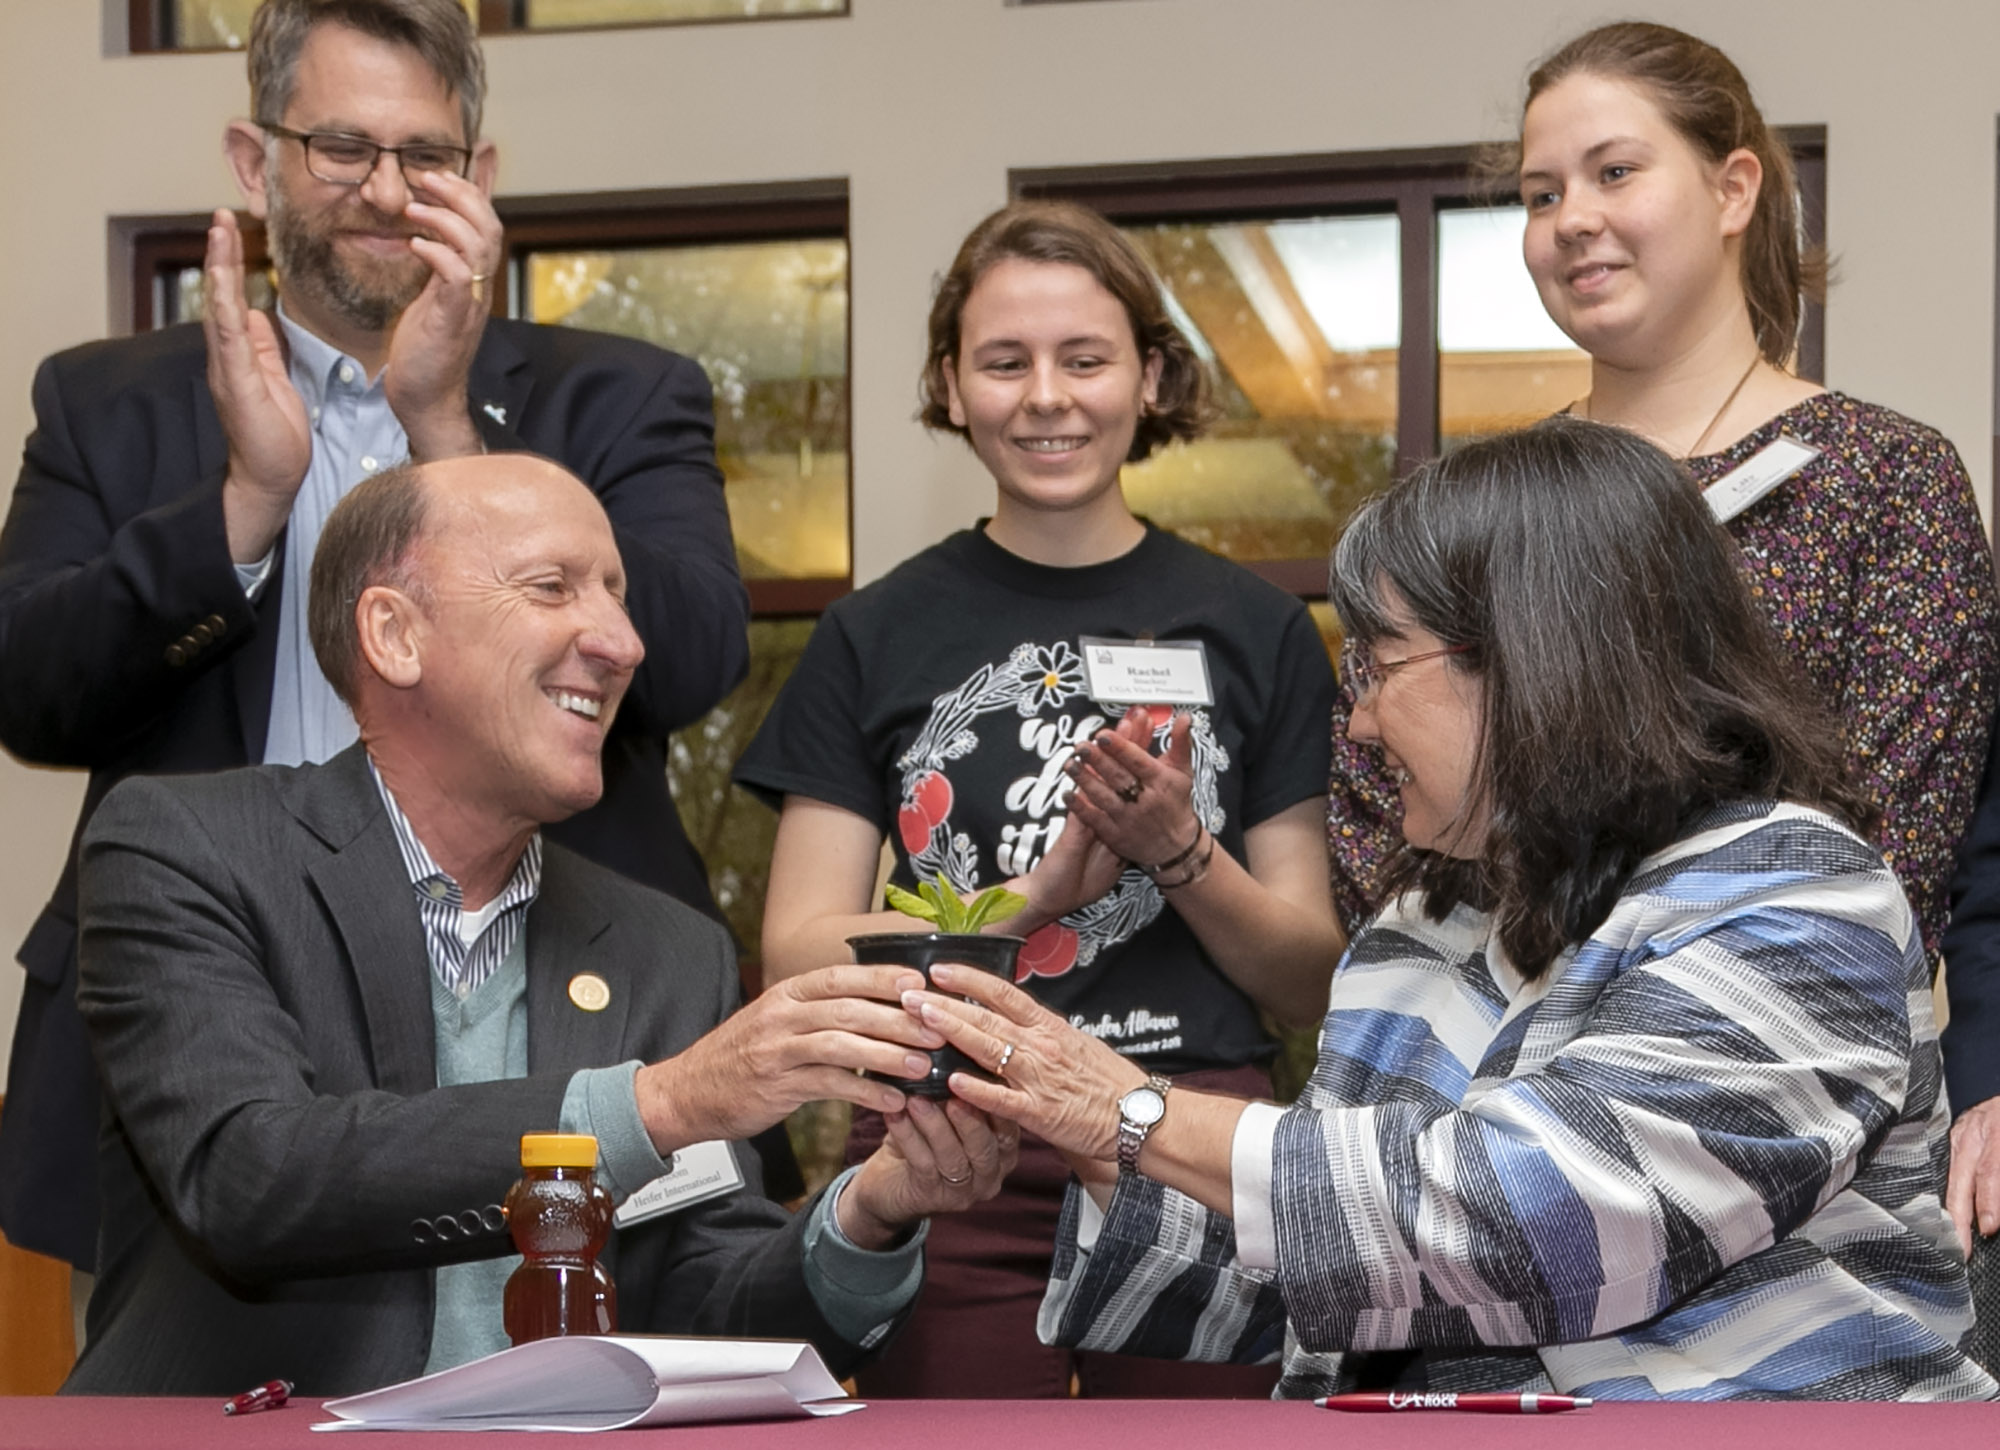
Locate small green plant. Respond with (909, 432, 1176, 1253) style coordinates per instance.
(884, 875, 1027, 934)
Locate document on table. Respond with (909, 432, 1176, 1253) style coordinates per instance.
(314, 1335, 863, 1432)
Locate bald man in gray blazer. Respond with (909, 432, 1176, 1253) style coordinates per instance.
(68, 454, 1014, 1396)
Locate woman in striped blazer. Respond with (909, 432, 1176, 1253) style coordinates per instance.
(910, 417, 1993, 1401)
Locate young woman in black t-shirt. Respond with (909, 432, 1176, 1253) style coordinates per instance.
(736, 201, 1342, 1398)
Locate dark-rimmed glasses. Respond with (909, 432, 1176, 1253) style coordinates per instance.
(263, 124, 473, 186)
(1339, 642, 1470, 700)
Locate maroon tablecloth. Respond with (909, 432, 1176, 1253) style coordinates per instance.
(1, 1397, 1996, 1450)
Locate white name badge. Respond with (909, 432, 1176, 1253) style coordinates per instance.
(613, 1139, 746, 1228)
(1702, 436, 1820, 524)
(1079, 637, 1214, 707)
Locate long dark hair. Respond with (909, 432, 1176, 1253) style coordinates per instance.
(1523, 22, 1825, 366)
(1330, 417, 1874, 976)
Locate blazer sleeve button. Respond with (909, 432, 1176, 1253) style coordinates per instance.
(164, 643, 188, 667)
(204, 613, 228, 635)
(434, 1215, 459, 1241)
(411, 1218, 434, 1245)
(481, 1205, 507, 1234)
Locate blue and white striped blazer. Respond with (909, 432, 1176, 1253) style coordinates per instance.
(1039, 801, 1995, 1400)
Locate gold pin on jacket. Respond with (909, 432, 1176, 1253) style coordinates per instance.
(568, 973, 611, 1012)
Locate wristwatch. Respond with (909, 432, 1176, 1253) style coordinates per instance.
(1116, 1073, 1174, 1175)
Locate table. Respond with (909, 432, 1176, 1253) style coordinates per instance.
(1, 1397, 1996, 1450)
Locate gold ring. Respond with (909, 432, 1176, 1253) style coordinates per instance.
(995, 1042, 1016, 1079)
(469, 272, 490, 302)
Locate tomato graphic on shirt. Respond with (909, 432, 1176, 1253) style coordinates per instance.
(1017, 922, 1080, 981)
(897, 770, 953, 853)
(892, 639, 1228, 983)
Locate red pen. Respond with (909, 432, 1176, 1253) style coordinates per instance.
(1315, 1391, 1592, 1413)
(222, 1379, 293, 1416)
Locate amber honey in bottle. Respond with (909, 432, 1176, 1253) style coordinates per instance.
(502, 1133, 617, 1345)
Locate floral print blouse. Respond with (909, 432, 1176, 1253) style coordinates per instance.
(1328, 393, 1999, 964)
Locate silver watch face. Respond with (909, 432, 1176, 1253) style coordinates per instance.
(1120, 1086, 1166, 1128)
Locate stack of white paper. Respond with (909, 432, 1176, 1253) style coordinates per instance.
(314, 1335, 862, 1433)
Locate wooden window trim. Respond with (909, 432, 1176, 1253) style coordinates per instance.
(128, 0, 847, 52)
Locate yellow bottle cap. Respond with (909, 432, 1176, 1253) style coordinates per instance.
(519, 1133, 598, 1169)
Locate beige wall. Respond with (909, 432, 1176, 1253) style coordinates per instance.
(0, 0, 1994, 1072)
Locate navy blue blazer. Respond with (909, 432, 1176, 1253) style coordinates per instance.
(1945, 721, 2000, 1114)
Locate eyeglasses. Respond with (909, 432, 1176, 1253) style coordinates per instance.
(263, 124, 473, 187)
(1339, 642, 1470, 699)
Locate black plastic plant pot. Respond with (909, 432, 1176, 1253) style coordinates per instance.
(847, 932, 1025, 1098)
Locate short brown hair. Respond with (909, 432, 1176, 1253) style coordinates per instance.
(309, 463, 434, 707)
(249, 0, 485, 143)
(919, 201, 1214, 463)
(1522, 22, 1824, 367)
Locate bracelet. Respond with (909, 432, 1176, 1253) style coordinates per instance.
(1141, 819, 1204, 880)
(1154, 828, 1215, 890)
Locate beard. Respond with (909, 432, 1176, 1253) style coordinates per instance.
(265, 167, 429, 334)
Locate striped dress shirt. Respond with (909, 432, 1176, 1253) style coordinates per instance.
(1039, 801, 1996, 1400)
(370, 760, 542, 997)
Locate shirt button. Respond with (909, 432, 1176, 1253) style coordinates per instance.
(310, 406, 322, 424)
(426, 881, 449, 900)
(361, 456, 379, 473)
(337, 364, 356, 385)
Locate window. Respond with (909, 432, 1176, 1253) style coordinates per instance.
(1018, 133, 1826, 606)
(505, 188, 850, 967)
(131, 0, 843, 51)
(122, 186, 850, 985)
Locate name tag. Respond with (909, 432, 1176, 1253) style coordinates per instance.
(613, 1139, 746, 1228)
(1079, 637, 1214, 707)
(1703, 436, 1820, 524)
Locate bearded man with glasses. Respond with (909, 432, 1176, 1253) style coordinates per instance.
(0, 0, 751, 1282)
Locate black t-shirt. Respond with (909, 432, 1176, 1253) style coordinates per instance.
(735, 524, 1336, 1073)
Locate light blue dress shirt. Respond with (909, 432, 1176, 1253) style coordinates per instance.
(244, 306, 410, 767)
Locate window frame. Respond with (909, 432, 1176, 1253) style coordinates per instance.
(127, 0, 847, 52)
(1016, 131, 1826, 595)
(498, 181, 854, 616)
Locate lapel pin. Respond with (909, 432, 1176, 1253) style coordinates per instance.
(482, 401, 508, 426)
(567, 972, 611, 1012)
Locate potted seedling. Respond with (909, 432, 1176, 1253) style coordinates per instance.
(849, 877, 1027, 1097)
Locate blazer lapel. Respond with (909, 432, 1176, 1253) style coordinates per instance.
(469, 325, 535, 448)
(290, 748, 437, 1095)
(525, 848, 629, 1076)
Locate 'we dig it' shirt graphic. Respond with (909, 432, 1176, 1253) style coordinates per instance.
(893, 639, 1227, 983)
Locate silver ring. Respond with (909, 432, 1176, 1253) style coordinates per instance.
(1117, 781, 1142, 804)
(939, 1168, 971, 1185)
(995, 1042, 1016, 1079)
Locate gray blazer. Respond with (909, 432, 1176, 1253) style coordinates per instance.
(66, 745, 845, 1396)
